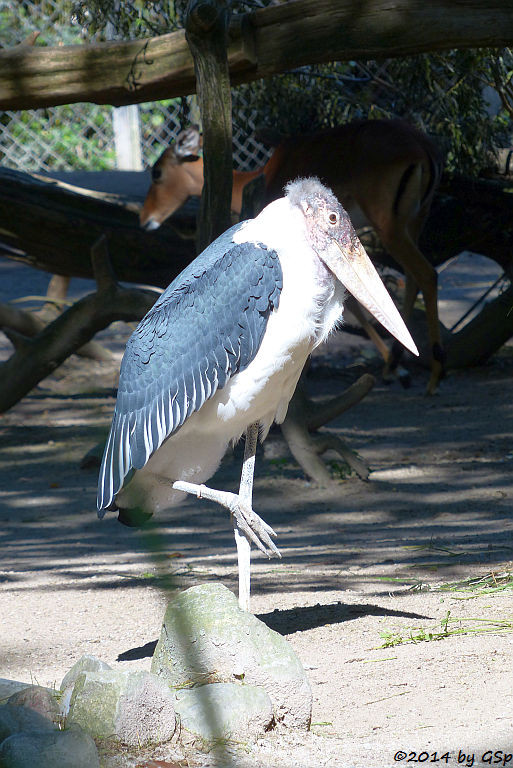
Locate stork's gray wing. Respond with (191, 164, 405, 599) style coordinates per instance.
(97, 230, 282, 512)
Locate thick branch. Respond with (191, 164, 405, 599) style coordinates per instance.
(306, 373, 376, 431)
(0, 303, 44, 338)
(2, 1, 513, 110)
(445, 282, 513, 369)
(0, 295, 113, 362)
(280, 371, 375, 485)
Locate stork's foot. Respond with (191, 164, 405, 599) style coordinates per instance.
(172, 480, 280, 559)
(231, 498, 281, 559)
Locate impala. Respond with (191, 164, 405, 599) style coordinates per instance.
(140, 120, 444, 393)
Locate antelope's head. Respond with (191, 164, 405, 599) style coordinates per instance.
(140, 126, 204, 230)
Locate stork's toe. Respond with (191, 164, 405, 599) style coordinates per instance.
(231, 501, 281, 559)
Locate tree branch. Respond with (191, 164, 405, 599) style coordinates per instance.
(280, 370, 375, 485)
(0, 241, 158, 413)
(2, 1, 513, 110)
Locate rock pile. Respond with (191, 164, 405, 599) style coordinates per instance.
(0, 582, 312, 764)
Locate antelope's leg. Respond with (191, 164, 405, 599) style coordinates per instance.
(384, 234, 444, 394)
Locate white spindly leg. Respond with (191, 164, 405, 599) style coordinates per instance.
(173, 423, 280, 610)
(234, 527, 251, 611)
(235, 422, 259, 611)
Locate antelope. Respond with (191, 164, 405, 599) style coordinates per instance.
(140, 124, 264, 229)
(140, 121, 444, 393)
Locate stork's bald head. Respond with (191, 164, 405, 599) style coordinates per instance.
(284, 177, 419, 358)
(285, 177, 357, 255)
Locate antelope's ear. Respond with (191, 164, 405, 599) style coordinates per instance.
(175, 125, 202, 158)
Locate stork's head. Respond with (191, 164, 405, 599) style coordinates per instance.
(285, 177, 418, 357)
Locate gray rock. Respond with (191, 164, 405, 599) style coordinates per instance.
(175, 682, 273, 746)
(66, 668, 176, 746)
(7, 686, 60, 725)
(0, 681, 33, 705)
(60, 655, 113, 718)
(67, 668, 125, 739)
(114, 671, 177, 747)
(0, 725, 99, 768)
(0, 704, 56, 742)
(60, 655, 112, 694)
(151, 582, 312, 728)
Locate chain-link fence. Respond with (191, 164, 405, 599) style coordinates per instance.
(3, 2, 508, 178)
(0, 0, 272, 174)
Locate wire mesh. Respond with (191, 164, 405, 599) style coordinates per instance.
(0, 0, 272, 173)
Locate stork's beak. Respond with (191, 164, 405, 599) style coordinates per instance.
(321, 233, 419, 357)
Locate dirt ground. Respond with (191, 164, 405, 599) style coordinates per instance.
(1, 259, 513, 768)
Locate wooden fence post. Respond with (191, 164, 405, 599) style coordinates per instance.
(185, 0, 233, 253)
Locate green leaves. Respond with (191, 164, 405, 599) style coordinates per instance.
(235, 50, 512, 177)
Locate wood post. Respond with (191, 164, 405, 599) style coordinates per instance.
(185, 0, 234, 252)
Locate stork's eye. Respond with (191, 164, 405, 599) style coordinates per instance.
(328, 211, 339, 225)
(152, 167, 162, 182)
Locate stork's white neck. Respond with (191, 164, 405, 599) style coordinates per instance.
(235, 197, 346, 347)
(235, 197, 306, 252)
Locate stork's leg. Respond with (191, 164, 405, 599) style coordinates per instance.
(172, 423, 280, 610)
(235, 422, 259, 611)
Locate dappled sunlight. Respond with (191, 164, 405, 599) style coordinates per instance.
(1, 343, 513, 698)
(3, 493, 70, 508)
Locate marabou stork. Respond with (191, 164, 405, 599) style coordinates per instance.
(97, 178, 417, 610)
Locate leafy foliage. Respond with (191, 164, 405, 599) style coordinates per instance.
(0, 104, 116, 170)
(238, 50, 512, 176)
(70, 0, 182, 40)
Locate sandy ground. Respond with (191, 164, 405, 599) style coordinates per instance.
(1, 255, 513, 767)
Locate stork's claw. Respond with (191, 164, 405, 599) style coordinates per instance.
(229, 499, 281, 559)
(172, 480, 281, 558)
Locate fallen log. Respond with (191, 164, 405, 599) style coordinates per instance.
(0, 167, 196, 287)
(3, 0, 513, 110)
